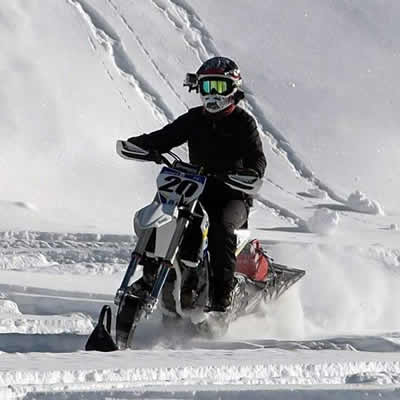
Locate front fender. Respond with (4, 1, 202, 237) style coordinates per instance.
(134, 201, 175, 231)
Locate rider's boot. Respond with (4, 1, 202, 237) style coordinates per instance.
(180, 270, 199, 309)
(212, 277, 238, 312)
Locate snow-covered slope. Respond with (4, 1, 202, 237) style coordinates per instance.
(2, 0, 399, 233)
(1, 0, 400, 398)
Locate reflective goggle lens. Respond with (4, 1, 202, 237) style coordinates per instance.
(200, 79, 231, 95)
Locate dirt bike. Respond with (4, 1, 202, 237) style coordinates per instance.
(85, 140, 305, 351)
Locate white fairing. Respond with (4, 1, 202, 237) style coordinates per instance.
(134, 202, 178, 259)
(135, 168, 206, 232)
(151, 220, 178, 259)
(134, 201, 175, 230)
(134, 167, 207, 259)
(156, 167, 206, 205)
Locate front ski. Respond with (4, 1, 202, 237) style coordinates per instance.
(85, 305, 118, 352)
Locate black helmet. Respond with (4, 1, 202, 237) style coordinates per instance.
(196, 57, 241, 80)
(184, 57, 244, 113)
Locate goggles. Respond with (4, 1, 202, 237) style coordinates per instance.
(198, 77, 235, 96)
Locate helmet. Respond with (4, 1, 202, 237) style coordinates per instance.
(184, 57, 244, 113)
(197, 57, 243, 113)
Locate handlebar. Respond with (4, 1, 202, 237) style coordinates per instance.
(116, 140, 262, 195)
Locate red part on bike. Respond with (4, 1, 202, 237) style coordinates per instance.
(236, 239, 270, 281)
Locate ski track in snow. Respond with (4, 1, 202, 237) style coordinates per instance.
(255, 194, 308, 230)
(152, 0, 348, 211)
(106, 0, 190, 111)
(68, 0, 175, 123)
(150, 0, 216, 62)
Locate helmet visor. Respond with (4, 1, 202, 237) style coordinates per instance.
(199, 77, 234, 96)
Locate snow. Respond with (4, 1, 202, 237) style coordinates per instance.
(1, 349, 399, 391)
(304, 188, 329, 200)
(0, 308, 93, 335)
(0, 300, 21, 315)
(1, 0, 400, 398)
(347, 190, 385, 215)
(306, 208, 340, 235)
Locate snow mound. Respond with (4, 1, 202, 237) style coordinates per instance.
(306, 208, 340, 235)
(346, 190, 385, 215)
(0, 312, 93, 334)
(366, 245, 400, 270)
(345, 371, 398, 385)
(0, 253, 50, 271)
(0, 300, 21, 315)
(0, 231, 133, 274)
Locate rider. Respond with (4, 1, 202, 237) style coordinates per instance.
(127, 56, 267, 311)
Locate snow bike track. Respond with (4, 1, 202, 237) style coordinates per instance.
(0, 232, 400, 398)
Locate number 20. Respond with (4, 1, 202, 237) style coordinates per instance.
(159, 176, 198, 197)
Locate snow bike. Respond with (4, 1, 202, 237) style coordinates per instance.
(85, 140, 305, 351)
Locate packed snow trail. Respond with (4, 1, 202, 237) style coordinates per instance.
(1, 348, 400, 398)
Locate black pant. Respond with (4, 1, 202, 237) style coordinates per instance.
(202, 199, 249, 289)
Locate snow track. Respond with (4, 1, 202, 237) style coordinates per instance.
(0, 231, 399, 398)
(68, 0, 175, 123)
(106, 0, 190, 111)
(1, 349, 400, 399)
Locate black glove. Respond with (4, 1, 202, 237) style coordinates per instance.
(149, 149, 163, 164)
(127, 136, 163, 164)
(127, 136, 148, 148)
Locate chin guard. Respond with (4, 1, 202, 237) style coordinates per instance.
(184, 73, 199, 92)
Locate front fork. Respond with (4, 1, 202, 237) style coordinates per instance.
(114, 228, 153, 306)
(114, 215, 191, 316)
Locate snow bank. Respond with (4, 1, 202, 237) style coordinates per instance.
(0, 300, 21, 315)
(366, 245, 400, 270)
(0, 231, 133, 273)
(0, 312, 93, 334)
(346, 191, 385, 215)
(306, 208, 340, 235)
(0, 253, 50, 271)
(0, 298, 92, 334)
(0, 349, 399, 391)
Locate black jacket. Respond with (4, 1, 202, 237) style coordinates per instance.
(128, 106, 267, 203)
